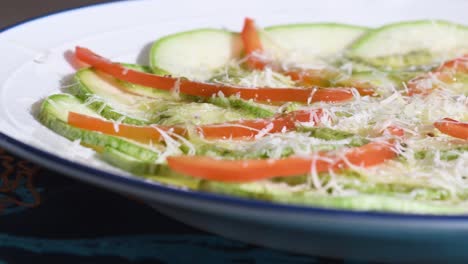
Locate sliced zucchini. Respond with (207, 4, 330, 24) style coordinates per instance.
(261, 23, 368, 66)
(39, 94, 160, 161)
(112, 67, 278, 118)
(415, 146, 468, 161)
(101, 146, 164, 174)
(156, 102, 247, 126)
(119, 63, 153, 73)
(206, 96, 276, 118)
(150, 24, 368, 81)
(199, 181, 468, 214)
(73, 68, 155, 125)
(149, 23, 367, 117)
(297, 127, 354, 140)
(332, 70, 423, 94)
(146, 175, 200, 190)
(75, 69, 260, 125)
(150, 29, 243, 81)
(116, 79, 174, 100)
(348, 20, 468, 69)
(101, 147, 201, 191)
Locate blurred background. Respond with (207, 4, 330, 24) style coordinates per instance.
(0, 0, 115, 29)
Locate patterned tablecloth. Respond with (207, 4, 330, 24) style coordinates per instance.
(0, 147, 369, 264)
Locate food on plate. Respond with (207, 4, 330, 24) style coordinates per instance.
(38, 18, 468, 214)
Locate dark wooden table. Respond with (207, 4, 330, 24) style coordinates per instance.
(0, 0, 115, 29)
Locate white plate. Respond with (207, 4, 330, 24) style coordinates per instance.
(2, 0, 468, 262)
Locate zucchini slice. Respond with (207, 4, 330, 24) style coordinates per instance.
(262, 23, 368, 66)
(199, 181, 468, 214)
(74, 68, 156, 125)
(348, 20, 468, 69)
(150, 29, 243, 81)
(39, 94, 160, 162)
(150, 23, 368, 80)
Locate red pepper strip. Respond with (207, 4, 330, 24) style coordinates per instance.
(198, 109, 324, 139)
(436, 54, 468, 72)
(407, 71, 456, 96)
(166, 141, 397, 182)
(406, 76, 433, 96)
(285, 69, 338, 87)
(382, 125, 405, 137)
(241, 17, 268, 70)
(285, 69, 376, 97)
(241, 19, 376, 96)
(353, 87, 378, 96)
(68, 112, 185, 143)
(407, 55, 468, 96)
(434, 118, 468, 140)
(75, 46, 354, 104)
(332, 141, 397, 170)
(68, 109, 323, 142)
(65, 50, 90, 70)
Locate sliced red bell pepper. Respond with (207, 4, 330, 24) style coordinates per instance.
(75, 46, 354, 104)
(68, 112, 185, 143)
(407, 71, 455, 96)
(285, 69, 338, 87)
(198, 109, 324, 139)
(332, 141, 397, 170)
(407, 55, 468, 96)
(436, 54, 468, 72)
(406, 75, 432, 96)
(68, 109, 324, 141)
(382, 125, 405, 137)
(285, 69, 376, 96)
(241, 17, 268, 70)
(240, 19, 376, 96)
(167, 155, 333, 182)
(167, 141, 397, 182)
(434, 118, 468, 140)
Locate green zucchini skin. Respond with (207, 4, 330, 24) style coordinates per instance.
(150, 28, 243, 81)
(348, 20, 468, 69)
(264, 22, 367, 32)
(73, 69, 151, 125)
(150, 24, 368, 81)
(261, 23, 368, 64)
(199, 181, 468, 214)
(72, 67, 274, 127)
(39, 94, 159, 162)
(206, 96, 275, 118)
(101, 146, 163, 174)
(147, 24, 369, 118)
(101, 147, 201, 192)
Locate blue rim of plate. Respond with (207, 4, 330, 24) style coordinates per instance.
(1, 0, 468, 222)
